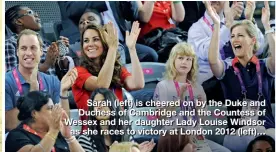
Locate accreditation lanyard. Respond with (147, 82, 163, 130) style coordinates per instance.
(12, 68, 44, 95)
(203, 16, 226, 60)
(174, 81, 198, 121)
(23, 124, 56, 152)
(232, 56, 263, 100)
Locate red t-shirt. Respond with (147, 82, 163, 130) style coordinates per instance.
(72, 66, 131, 131)
(139, 1, 175, 38)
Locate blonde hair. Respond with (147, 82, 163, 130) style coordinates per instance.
(17, 29, 43, 50)
(231, 20, 260, 54)
(163, 42, 198, 84)
(109, 142, 140, 152)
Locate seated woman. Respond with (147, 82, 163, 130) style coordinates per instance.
(70, 8, 158, 65)
(72, 21, 144, 131)
(137, 1, 185, 62)
(207, 1, 275, 152)
(137, 1, 184, 39)
(77, 88, 155, 152)
(157, 128, 196, 152)
(153, 42, 231, 152)
(5, 91, 84, 152)
(246, 135, 275, 152)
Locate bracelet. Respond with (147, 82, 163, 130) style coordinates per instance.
(65, 136, 76, 144)
(60, 95, 69, 99)
(265, 29, 274, 35)
(60, 92, 69, 99)
(38, 143, 46, 152)
(173, 1, 181, 4)
(46, 133, 57, 141)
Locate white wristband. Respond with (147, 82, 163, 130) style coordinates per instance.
(265, 29, 274, 35)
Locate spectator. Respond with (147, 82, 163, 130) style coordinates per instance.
(5, 5, 73, 76)
(5, 91, 85, 152)
(188, 1, 265, 103)
(72, 22, 144, 131)
(153, 42, 230, 152)
(178, 1, 205, 32)
(137, 1, 185, 62)
(58, 1, 158, 63)
(157, 129, 196, 152)
(137, 1, 185, 38)
(207, 2, 275, 152)
(69, 8, 126, 65)
(77, 88, 155, 152)
(246, 135, 275, 152)
(5, 29, 74, 132)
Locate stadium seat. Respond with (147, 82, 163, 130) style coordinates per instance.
(124, 62, 166, 89)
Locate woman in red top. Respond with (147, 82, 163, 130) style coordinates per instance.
(137, 1, 185, 38)
(72, 21, 144, 131)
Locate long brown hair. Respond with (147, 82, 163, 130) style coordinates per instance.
(80, 24, 123, 87)
(157, 129, 191, 152)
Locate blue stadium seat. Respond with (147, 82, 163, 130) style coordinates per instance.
(124, 62, 166, 89)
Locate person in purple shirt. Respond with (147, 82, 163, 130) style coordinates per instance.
(207, 2, 275, 152)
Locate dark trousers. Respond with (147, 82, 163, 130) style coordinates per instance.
(124, 43, 158, 63)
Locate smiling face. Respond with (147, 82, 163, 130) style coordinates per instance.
(16, 7, 41, 31)
(174, 55, 193, 75)
(82, 29, 104, 59)
(231, 25, 255, 58)
(17, 34, 42, 69)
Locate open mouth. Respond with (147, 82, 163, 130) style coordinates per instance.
(234, 44, 242, 51)
(88, 49, 96, 53)
(24, 58, 34, 62)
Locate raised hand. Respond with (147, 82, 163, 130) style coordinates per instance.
(261, 1, 270, 29)
(60, 68, 78, 92)
(126, 21, 141, 50)
(139, 139, 156, 152)
(245, 1, 256, 21)
(205, 1, 220, 25)
(103, 22, 119, 50)
(45, 43, 59, 66)
(224, 1, 234, 28)
(60, 110, 71, 139)
(231, 1, 244, 19)
(48, 104, 63, 132)
(29, 64, 39, 91)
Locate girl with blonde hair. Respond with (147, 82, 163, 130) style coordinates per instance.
(153, 42, 230, 152)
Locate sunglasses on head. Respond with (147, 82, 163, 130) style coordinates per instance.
(16, 10, 38, 19)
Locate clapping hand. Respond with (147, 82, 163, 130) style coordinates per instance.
(205, 1, 220, 25)
(103, 22, 119, 50)
(139, 139, 156, 152)
(60, 68, 78, 92)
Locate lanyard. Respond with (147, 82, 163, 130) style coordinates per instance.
(203, 16, 226, 59)
(12, 68, 44, 95)
(174, 81, 198, 121)
(203, 16, 214, 31)
(23, 124, 56, 152)
(232, 56, 263, 100)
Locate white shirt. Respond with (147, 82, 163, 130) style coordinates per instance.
(101, 1, 124, 41)
(188, 11, 265, 84)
